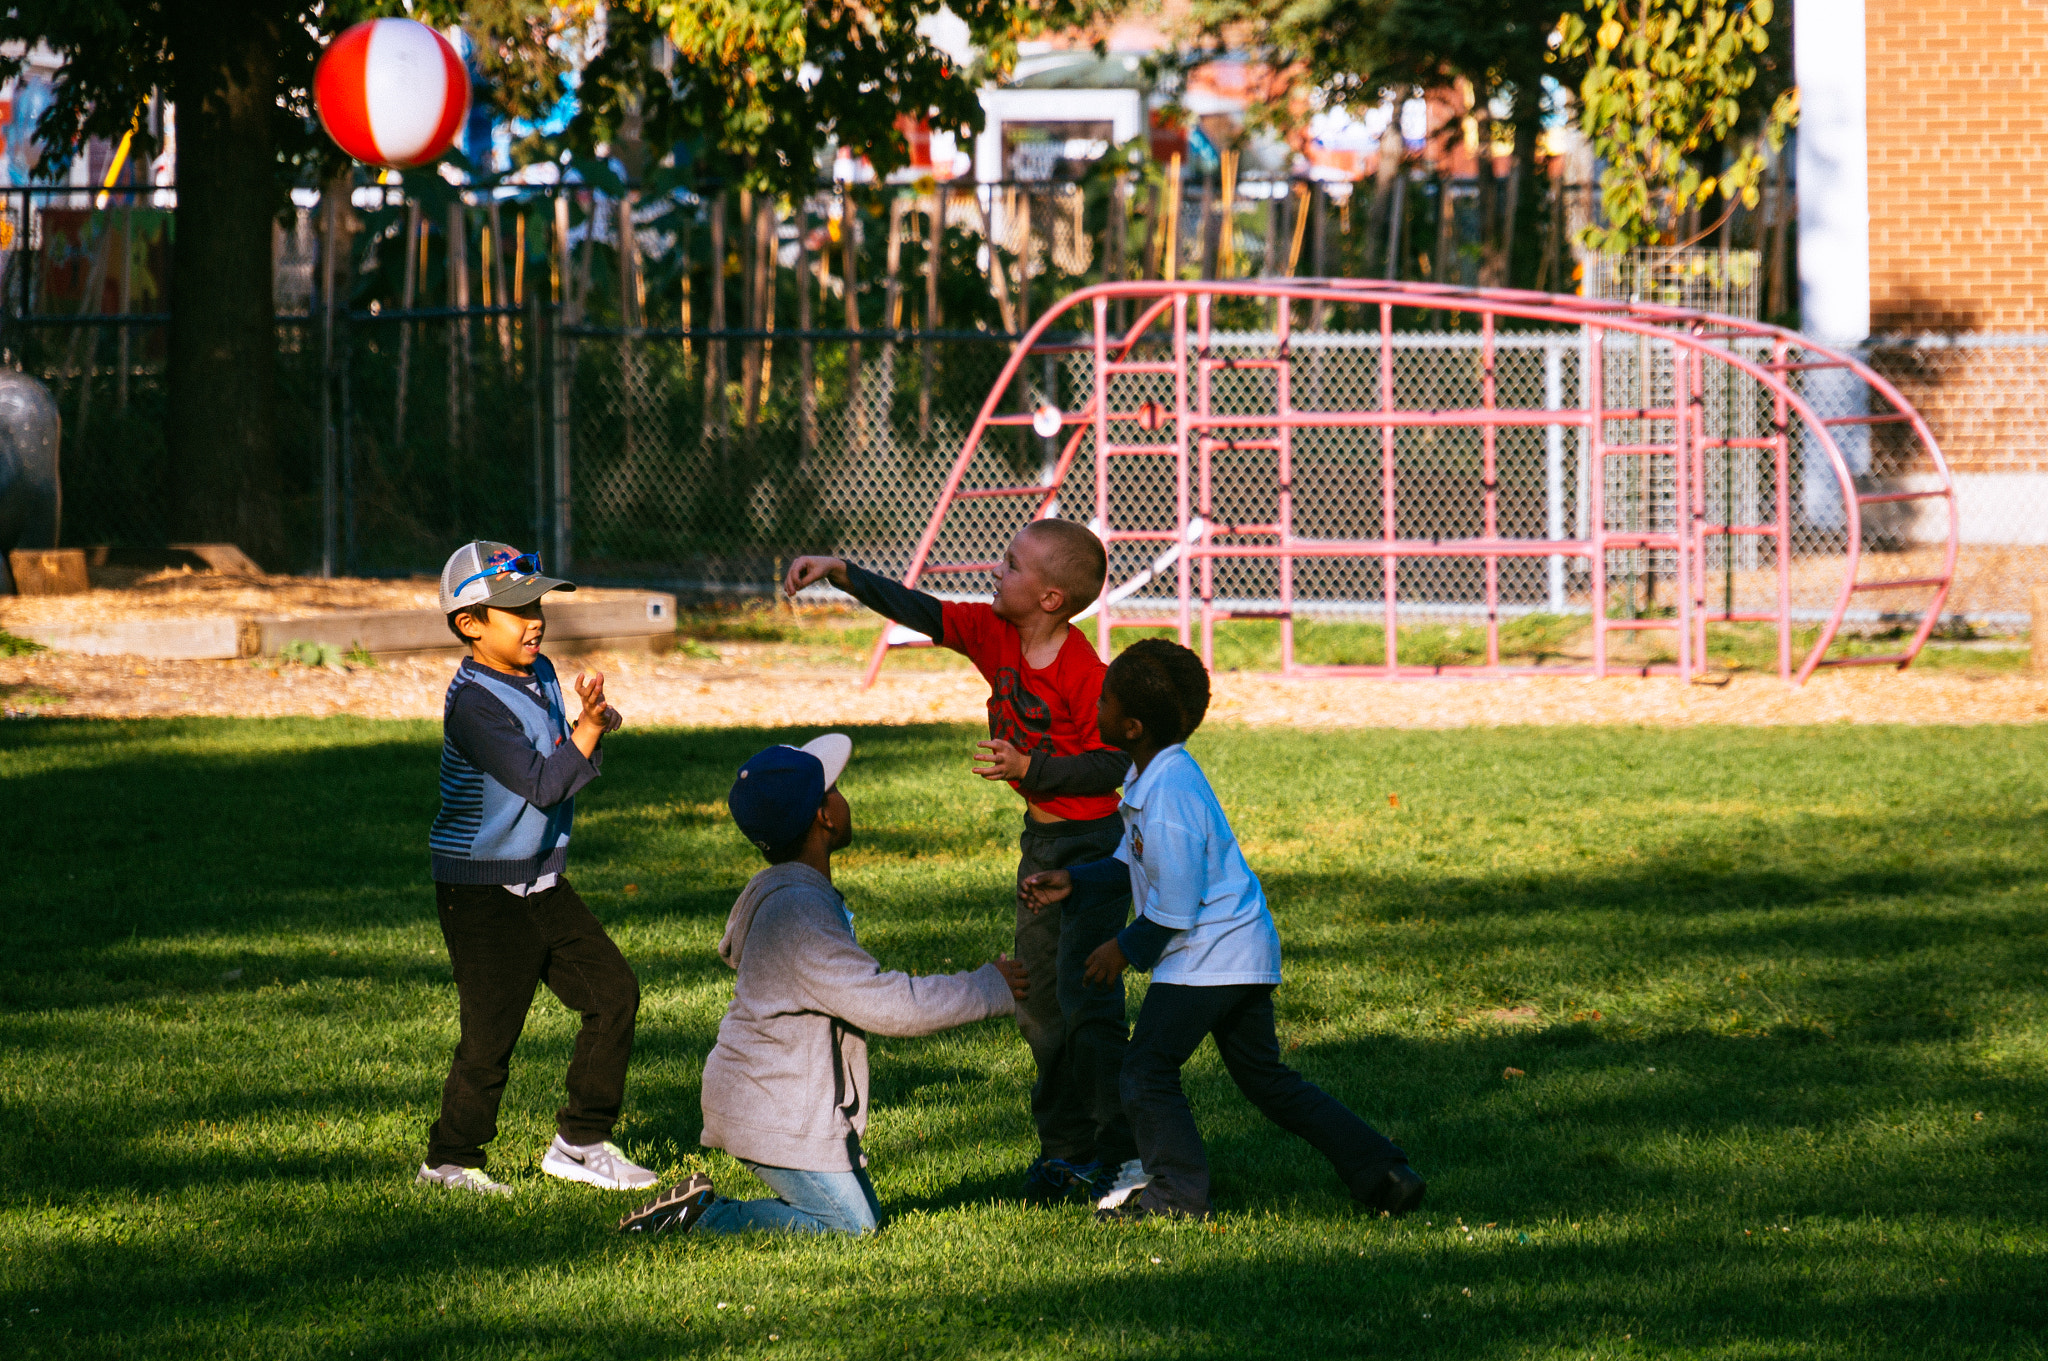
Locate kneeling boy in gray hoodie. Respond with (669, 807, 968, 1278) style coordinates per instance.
(619, 734, 1028, 1236)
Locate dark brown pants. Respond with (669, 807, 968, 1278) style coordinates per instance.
(426, 879, 640, 1170)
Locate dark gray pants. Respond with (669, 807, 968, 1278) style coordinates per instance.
(427, 879, 640, 1169)
(1124, 982, 1407, 1217)
(1015, 811, 1136, 1166)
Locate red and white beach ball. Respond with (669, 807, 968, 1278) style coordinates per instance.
(314, 19, 470, 169)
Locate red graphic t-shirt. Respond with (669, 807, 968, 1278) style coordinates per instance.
(941, 602, 1121, 822)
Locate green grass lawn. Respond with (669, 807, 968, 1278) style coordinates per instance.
(3, 717, 2045, 1359)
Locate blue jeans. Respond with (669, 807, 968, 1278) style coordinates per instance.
(694, 1162, 883, 1236)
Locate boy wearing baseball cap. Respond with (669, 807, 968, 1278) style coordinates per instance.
(617, 735, 1028, 1237)
(416, 541, 655, 1196)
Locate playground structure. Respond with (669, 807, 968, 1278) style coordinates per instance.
(861, 280, 1960, 686)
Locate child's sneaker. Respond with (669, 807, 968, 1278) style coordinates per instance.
(1351, 1163, 1427, 1217)
(1093, 1158, 1150, 1212)
(1022, 1155, 1104, 1204)
(541, 1135, 659, 1190)
(1095, 1194, 1204, 1224)
(416, 1163, 512, 1195)
(617, 1174, 717, 1234)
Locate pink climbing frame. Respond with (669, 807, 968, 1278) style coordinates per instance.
(861, 280, 1959, 687)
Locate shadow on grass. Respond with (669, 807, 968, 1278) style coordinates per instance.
(4, 719, 2047, 1356)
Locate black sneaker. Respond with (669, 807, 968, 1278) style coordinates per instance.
(617, 1173, 717, 1234)
(1022, 1156, 1106, 1204)
(1351, 1164, 1427, 1217)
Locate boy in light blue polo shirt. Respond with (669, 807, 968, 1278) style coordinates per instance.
(1021, 639, 1426, 1223)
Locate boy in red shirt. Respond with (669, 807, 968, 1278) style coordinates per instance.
(784, 520, 1134, 1202)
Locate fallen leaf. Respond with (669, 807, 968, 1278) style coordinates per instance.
(1502, 1066, 1526, 1079)
(1388, 793, 1400, 808)
(624, 884, 639, 894)
(1973, 1111, 1984, 1121)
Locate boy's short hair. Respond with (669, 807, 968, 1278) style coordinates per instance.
(1105, 638, 1211, 747)
(446, 604, 489, 643)
(1019, 519, 1108, 613)
(759, 821, 818, 865)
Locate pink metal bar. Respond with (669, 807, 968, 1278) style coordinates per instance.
(863, 278, 1957, 690)
(1587, 325, 1609, 678)
(1180, 540, 1601, 558)
(1093, 295, 1113, 661)
(1195, 298, 1220, 671)
(1687, 341, 1703, 675)
(1673, 330, 1693, 681)
(1174, 294, 1193, 646)
(1772, 337, 1793, 681)
(1379, 302, 1396, 676)
(1482, 312, 1501, 668)
(1278, 289, 1298, 674)
(1187, 410, 1604, 429)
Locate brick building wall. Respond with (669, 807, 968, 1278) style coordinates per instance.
(1864, 0, 2048, 334)
(1862, 0, 2048, 504)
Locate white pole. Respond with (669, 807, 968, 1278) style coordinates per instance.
(1794, 0, 1871, 527)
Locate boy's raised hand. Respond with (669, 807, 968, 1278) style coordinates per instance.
(1082, 937, 1128, 988)
(782, 555, 848, 599)
(972, 737, 1030, 782)
(992, 953, 1029, 1000)
(575, 670, 622, 736)
(1016, 868, 1072, 913)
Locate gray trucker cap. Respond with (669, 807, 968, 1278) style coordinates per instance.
(438, 541, 576, 614)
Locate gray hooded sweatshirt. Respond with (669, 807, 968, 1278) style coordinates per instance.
(699, 861, 1016, 1171)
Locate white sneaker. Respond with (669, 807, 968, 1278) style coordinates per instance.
(417, 1162, 512, 1195)
(1095, 1158, 1151, 1211)
(541, 1135, 659, 1190)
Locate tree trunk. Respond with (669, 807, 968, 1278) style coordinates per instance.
(1364, 122, 1405, 277)
(1503, 87, 1542, 288)
(167, 9, 283, 565)
(1475, 112, 1503, 286)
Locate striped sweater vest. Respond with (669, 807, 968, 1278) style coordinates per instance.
(429, 657, 576, 884)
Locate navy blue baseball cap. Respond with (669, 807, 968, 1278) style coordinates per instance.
(728, 734, 853, 851)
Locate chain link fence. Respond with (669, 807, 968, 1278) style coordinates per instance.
(0, 176, 1976, 631)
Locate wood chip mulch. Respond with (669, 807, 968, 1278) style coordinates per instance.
(7, 646, 2045, 728)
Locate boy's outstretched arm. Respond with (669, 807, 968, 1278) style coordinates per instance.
(785, 556, 944, 642)
(1024, 746, 1132, 793)
(1018, 854, 1128, 913)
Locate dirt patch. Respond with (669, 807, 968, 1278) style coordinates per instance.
(0, 569, 655, 628)
(5, 644, 2045, 727)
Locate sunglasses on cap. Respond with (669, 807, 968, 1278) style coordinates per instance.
(454, 552, 544, 596)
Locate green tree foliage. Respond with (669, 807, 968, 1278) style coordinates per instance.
(0, 1, 561, 562)
(1553, 0, 1798, 253)
(1186, 0, 1570, 285)
(568, 1, 1124, 194)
